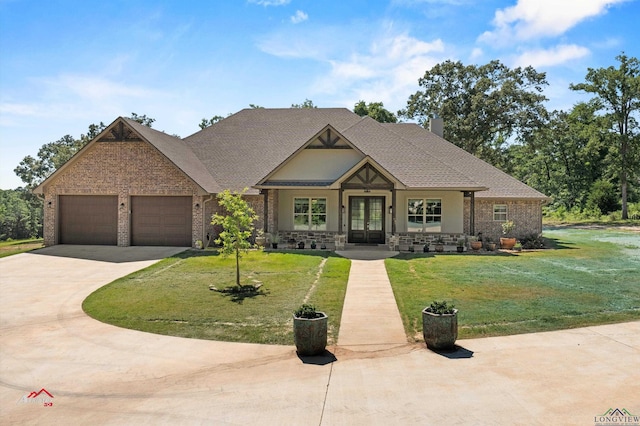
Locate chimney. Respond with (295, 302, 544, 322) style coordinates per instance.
(428, 117, 443, 138)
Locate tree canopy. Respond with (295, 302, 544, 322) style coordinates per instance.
(399, 60, 549, 165)
(570, 53, 640, 219)
(353, 101, 397, 123)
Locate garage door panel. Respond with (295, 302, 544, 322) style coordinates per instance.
(131, 196, 192, 246)
(59, 196, 118, 245)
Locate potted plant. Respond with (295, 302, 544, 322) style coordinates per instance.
(422, 300, 458, 350)
(320, 243, 327, 250)
(434, 236, 445, 252)
(310, 240, 317, 249)
(298, 241, 305, 249)
(500, 220, 517, 250)
(469, 236, 482, 251)
(270, 234, 280, 249)
(254, 230, 266, 248)
(423, 242, 430, 253)
(288, 237, 297, 249)
(485, 236, 496, 251)
(456, 238, 465, 253)
(293, 304, 328, 356)
(513, 242, 523, 252)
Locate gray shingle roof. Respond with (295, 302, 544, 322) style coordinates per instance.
(121, 118, 221, 193)
(382, 123, 549, 199)
(183, 108, 362, 194)
(38, 109, 546, 200)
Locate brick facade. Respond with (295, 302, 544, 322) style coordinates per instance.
(42, 140, 204, 247)
(464, 199, 544, 242)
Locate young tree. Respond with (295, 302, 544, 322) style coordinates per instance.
(570, 53, 640, 219)
(211, 189, 258, 287)
(353, 101, 398, 123)
(399, 60, 548, 166)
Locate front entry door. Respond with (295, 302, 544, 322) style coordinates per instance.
(348, 196, 385, 244)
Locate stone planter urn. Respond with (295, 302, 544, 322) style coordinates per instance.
(470, 241, 482, 251)
(293, 305, 328, 356)
(500, 238, 517, 250)
(422, 304, 458, 350)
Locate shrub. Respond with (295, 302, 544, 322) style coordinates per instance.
(294, 304, 323, 319)
(520, 234, 545, 249)
(586, 179, 619, 215)
(425, 300, 456, 315)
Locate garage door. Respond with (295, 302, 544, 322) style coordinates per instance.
(59, 195, 118, 245)
(131, 196, 192, 246)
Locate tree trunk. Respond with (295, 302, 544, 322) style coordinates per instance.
(235, 247, 240, 287)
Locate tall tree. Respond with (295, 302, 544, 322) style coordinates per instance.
(399, 60, 549, 166)
(211, 188, 258, 288)
(570, 53, 640, 219)
(291, 99, 317, 108)
(509, 102, 608, 211)
(199, 115, 224, 130)
(353, 101, 398, 123)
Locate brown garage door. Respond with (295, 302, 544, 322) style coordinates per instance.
(131, 196, 192, 246)
(59, 195, 118, 245)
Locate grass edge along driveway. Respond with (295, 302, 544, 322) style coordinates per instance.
(83, 250, 350, 346)
(386, 228, 640, 341)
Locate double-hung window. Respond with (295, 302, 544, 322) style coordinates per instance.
(407, 198, 441, 232)
(493, 204, 507, 221)
(294, 198, 327, 230)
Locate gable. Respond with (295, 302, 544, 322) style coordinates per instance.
(258, 124, 365, 187)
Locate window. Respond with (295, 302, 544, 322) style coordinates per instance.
(294, 198, 327, 230)
(407, 198, 441, 232)
(494, 204, 507, 221)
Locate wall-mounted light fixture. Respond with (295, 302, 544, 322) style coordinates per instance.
(120, 202, 125, 208)
(47, 201, 52, 208)
(341, 205, 345, 214)
(389, 205, 393, 215)
(195, 203, 200, 209)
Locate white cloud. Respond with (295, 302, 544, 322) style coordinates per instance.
(513, 44, 590, 68)
(291, 10, 308, 24)
(479, 0, 628, 44)
(314, 33, 446, 110)
(248, 0, 290, 6)
(470, 47, 484, 61)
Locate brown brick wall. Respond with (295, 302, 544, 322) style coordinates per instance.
(42, 140, 204, 247)
(465, 199, 543, 242)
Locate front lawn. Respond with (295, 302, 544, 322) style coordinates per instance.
(0, 238, 44, 258)
(386, 228, 640, 340)
(83, 250, 350, 345)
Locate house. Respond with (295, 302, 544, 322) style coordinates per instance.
(34, 108, 548, 248)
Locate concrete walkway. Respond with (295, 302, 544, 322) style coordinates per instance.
(1, 246, 639, 425)
(337, 258, 407, 352)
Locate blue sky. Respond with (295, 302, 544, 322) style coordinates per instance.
(1, 0, 638, 189)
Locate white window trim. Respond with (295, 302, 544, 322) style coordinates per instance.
(493, 204, 508, 222)
(293, 197, 327, 231)
(407, 198, 442, 232)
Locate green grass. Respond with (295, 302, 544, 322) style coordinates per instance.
(0, 238, 44, 258)
(386, 228, 640, 340)
(83, 250, 350, 345)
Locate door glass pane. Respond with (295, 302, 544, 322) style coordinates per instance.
(350, 198, 365, 231)
(369, 198, 383, 231)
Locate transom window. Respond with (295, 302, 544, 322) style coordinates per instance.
(294, 198, 327, 230)
(407, 199, 442, 232)
(493, 204, 507, 221)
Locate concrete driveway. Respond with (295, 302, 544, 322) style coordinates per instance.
(1, 246, 639, 425)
